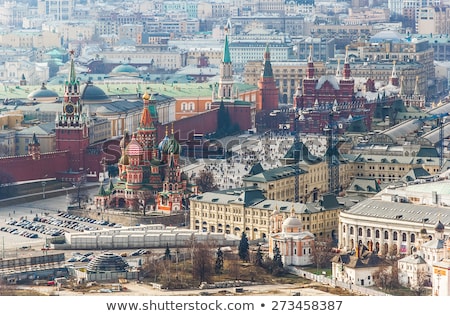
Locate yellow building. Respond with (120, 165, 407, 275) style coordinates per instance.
(189, 188, 341, 241)
(0, 30, 61, 49)
(0, 111, 23, 156)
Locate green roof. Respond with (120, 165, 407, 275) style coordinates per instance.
(244, 165, 306, 183)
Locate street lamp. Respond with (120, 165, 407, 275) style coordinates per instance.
(42, 181, 46, 199)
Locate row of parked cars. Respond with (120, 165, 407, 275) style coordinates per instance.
(56, 211, 122, 228)
(5, 218, 63, 237)
(36, 214, 98, 232)
(0, 223, 38, 238)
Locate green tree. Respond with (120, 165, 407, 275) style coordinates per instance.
(0, 172, 16, 199)
(215, 247, 224, 274)
(254, 244, 264, 267)
(215, 99, 240, 138)
(164, 244, 171, 260)
(267, 242, 285, 276)
(238, 232, 250, 262)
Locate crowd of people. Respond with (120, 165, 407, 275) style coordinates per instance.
(183, 132, 329, 191)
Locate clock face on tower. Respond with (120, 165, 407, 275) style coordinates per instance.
(65, 103, 75, 114)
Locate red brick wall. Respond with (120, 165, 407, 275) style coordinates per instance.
(0, 151, 69, 182)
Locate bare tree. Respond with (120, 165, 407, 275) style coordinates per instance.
(141, 253, 165, 283)
(412, 268, 430, 296)
(195, 170, 218, 193)
(373, 260, 399, 291)
(129, 191, 152, 215)
(373, 266, 392, 290)
(0, 143, 11, 157)
(311, 237, 334, 270)
(192, 242, 214, 284)
(228, 259, 241, 280)
(69, 176, 89, 209)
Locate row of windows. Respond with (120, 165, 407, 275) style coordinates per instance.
(344, 226, 417, 243)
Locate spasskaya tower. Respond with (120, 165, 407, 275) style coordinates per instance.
(55, 50, 90, 180)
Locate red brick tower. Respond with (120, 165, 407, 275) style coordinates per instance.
(301, 45, 319, 107)
(257, 43, 279, 112)
(55, 50, 89, 179)
(338, 46, 354, 103)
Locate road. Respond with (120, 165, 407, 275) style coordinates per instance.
(23, 281, 336, 296)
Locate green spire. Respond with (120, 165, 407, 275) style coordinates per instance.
(262, 43, 273, 78)
(223, 35, 231, 63)
(98, 184, 107, 196)
(69, 50, 77, 84)
(32, 133, 40, 145)
(108, 178, 114, 192)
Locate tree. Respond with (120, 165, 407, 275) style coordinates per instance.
(164, 244, 171, 260)
(0, 143, 12, 157)
(195, 170, 218, 193)
(268, 242, 285, 276)
(129, 191, 152, 215)
(254, 244, 264, 267)
(192, 242, 214, 284)
(238, 232, 249, 262)
(107, 164, 119, 178)
(215, 247, 224, 274)
(69, 176, 89, 209)
(413, 269, 430, 296)
(0, 172, 16, 199)
(214, 99, 240, 138)
(311, 237, 334, 270)
(373, 259, 399, 291)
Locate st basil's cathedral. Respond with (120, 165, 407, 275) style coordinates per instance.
(94, 92, 196, 213)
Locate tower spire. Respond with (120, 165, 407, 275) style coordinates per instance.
(69, 50, 77, 84)
(140, 92, 153, 128)
(223, 33, 231, 63)
(306, 45, 314, 79)
(343, 46, 351, 80)
(335, 59, 341, 78)
(389, 60, 399, 86)
(217, 21, 234, 100)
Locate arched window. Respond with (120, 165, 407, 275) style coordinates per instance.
(375, 230, 380, 238)
(393, 231, 398, 241)
(410, 234, 415, 243)
(367, 229, 371, 237)
(402, 233, 407, 242)
(350, 226, 354, 235)
(384, 230, 389, 239)
(358, 228, 363, 236)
